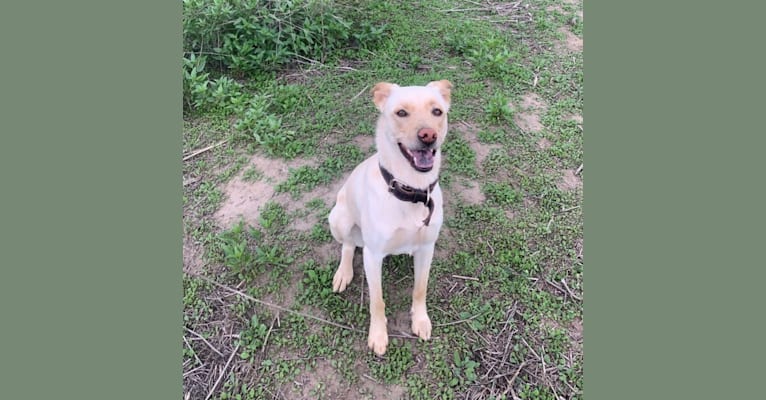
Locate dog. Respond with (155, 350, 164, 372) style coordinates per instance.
(328, 80, 452, 355)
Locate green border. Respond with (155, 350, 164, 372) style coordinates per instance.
(586, 1, 766, 399)
(0, 2, 181, 398)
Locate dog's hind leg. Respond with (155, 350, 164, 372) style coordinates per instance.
(329, 191, 356, 293)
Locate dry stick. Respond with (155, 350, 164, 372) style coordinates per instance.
(183, 139, 228, 161)
(184, 364, 206, 378)
(499, 362, 526, 399)
(561, 278, 582, 301)
(185, 327, 225, 358)
(261, 313, 279, 353)
(204, 344, 240, 400)
(196, 275, 417, 339)
(350, 85, 370, 102)
(434, 312, 481, 327)
(575, 163, 584, 175)
(452, 274, 479, 281)
(198, 275, 365, 334)
(183, 335, 203, 367)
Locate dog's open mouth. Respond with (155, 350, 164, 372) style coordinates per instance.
(398, 143, 436, 172)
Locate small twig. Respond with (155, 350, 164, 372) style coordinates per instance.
(452, 274, 479, 281)
(437, 7, 491, 13)
(204, 344, 239, 400)
(435, 313, 481, 327)
(261, 313, 279, 353)
(575, 163, 584, 175)
(183, 364, 205, 378)
(500, 362, 526, 398)
(197, 274, 366, 334)
(183, 139, 228, 161)
(561, 278, 582, 301)
(560, 205, 581, 212)
(185, 327, 224, 358)
(183, 335, 203, 367)
(362, 374, 379, 383)
(485, 238, 495, 255)
(350, 85, 370, 102)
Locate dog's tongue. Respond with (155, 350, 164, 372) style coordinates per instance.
(412, 149, 434, 169)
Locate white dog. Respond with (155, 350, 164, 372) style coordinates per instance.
(328, 80, 452, 355)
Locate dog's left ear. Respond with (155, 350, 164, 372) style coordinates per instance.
(427, 80, 453, 106)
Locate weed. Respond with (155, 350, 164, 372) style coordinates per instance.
(442, 136, 477, 177)
(484, 182, 522, 206)
(237, 313, 269, 362)
(485, 92, 514, 124)
(367, 340, 415, 383)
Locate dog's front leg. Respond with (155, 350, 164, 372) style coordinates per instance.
(363, 246, 388, 355)
(411, 246, 434, 340)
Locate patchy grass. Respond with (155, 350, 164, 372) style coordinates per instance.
(183, 0, 583, 399)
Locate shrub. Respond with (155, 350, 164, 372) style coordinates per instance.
(182, 0, 385, 76)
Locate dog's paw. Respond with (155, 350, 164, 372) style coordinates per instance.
(367, 322, 389, 355)
(332, 267, 353, 293)
(411, 311, 432, 340)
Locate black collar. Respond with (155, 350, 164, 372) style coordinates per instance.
(379, 164, 438, 226)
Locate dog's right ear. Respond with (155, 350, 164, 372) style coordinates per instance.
(371, 82, 397, 112)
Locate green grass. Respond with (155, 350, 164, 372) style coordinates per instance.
(183, 1, 583, 399)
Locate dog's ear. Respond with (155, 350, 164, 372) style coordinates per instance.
(427, 80, 453, 106)
(371, 82, 397, 112)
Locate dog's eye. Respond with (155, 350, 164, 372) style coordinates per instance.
(396, 109, 408, 117)
(432, 108, 443, 116)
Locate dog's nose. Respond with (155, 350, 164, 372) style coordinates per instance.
(417, 128, 437, 145)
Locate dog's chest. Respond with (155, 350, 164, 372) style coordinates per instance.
(379, 205, 442, 255)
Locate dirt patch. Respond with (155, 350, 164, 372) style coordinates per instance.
(294, 359, 350, 399)
(520, 93, 546, 110)
(389, 309, 412, 337)
(454, 179, 485, 205)
(511, 93, 548, 134)
(183, 235, 205, 275)
(556, 26, 583, 53)
(456, 123, 502, 167)
(214, 154, 313, 229)
(353, 134, 375, 153)
(566, 114, 583, 124)
(537, 138, 552, 150)
(272, 171, 349, 232)
(557, 169, 582, 191)
(294, 358, 405, 400)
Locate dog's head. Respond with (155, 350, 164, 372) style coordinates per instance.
(371, 80, 452, 173)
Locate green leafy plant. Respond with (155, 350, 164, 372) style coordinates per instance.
(237, 313, 269, 361)
(485, 93, 514, 123)
(484, 182, 522, 206)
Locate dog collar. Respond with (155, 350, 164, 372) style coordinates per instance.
(379, 164, 438, 226)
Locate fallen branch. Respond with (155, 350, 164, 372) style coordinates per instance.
(204, 344, 239, 400)
(197, 274, 366, 334)
(452, 274, 479, 281)
(185, 327, 224, 358)
(195, 274, 420, 339)
(183, 139, 228, 161)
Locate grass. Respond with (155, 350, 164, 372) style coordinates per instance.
(183, 0, 583, 399)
